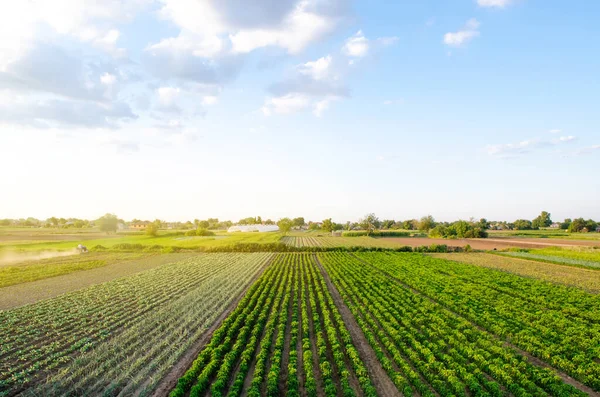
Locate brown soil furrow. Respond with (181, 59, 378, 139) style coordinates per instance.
(351, 254, 599, 397)
(313, 255, 400, 397)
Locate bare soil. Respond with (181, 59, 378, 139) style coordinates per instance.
(313, 255, 401, 397)
(379, 237, 600, 250)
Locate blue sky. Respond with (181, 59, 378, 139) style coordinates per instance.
(0, 0, 598, 223)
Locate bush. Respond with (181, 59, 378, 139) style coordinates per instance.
(196, 228, 215, 236)
(185, 230, 197, 236)
(146, 223, 159, 237)
(342, 230, 411, 237)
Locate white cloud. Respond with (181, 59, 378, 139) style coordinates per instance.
(343, 30, 369, 57)
(444, 19, 480, 47)
(549, 129, 562, 134)
(148, 33, 224, 59)
(202, 95, 218, 105)
(486, 135, 578, 158)
(261, 93, 311, 116)
(299, 55, 333, 81)
(158, 0, 348, 55)
(313, 96, 339, 117)
(554, 135, 576, 143)
(477, 0, 513, 8)
(100, 73, 117, 85)
(157, 87, 181, 106)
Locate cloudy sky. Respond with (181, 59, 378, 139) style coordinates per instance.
(1, 0, 598, 223)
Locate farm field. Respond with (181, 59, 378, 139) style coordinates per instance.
(169, 252, 386, 397)
(281, 235, 400, 248)
(497, 247, 600, 269)
(332, 252, 600, 394)
(0, 253, 271, 396)
(0, 252, 197, 310)
(0, 230, 282, 254)
(281, 235, 598, 250)
(431, 252, 600, 293)
(488, 229, 600, 241)
(2, 250, 600, 396)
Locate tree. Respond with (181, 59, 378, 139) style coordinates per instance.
(292, 217, 305, 228)
(359, 213, 380, 236)
(97, 213, 119, 234)
(586, 219, 598, 232)
(532, 211, 552, 229)
(568, 218, 586, 233)
(321, 218, 333, 233)
(308, 222, 320, 231)
(48, 217, 59, 227)
(277, 218, 293, 235)
(332, 222, 344, 231)
(381, 219, 395, 229)
(264, 219, 275, 225)
(198, 220, 210, 229)
(513, 219, 533, 230)
(477, 218, 490, 230)
(418, 215, 436, 232)
(146, 223, 159, 236)
(560, 218, 572, 230)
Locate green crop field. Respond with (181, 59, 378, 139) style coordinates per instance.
(497, 246, 600, 269)
(2, 248, 599, 396)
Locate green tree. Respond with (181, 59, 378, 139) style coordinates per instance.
(277, 218, 293, 235)
(477, 218, 490, 230)
(568, 218, 586, 233)
(321, 218, 333, 233)
(292, 217, 305, 227)
(359, 213, 380, 236)
(513, 219, 533, 230)
(97, 213, 119, 234)
(532, 211, 552, 229)
(198, 220, 210, 229)
(418, 215, 436, 231)
(381, 219, 395, 229)
(48, 217, 59, 227)
(146, 223, 159, 236)
(560, 218, 572, 230)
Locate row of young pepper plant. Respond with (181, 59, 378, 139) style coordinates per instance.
(318, 252, 589, 397)
(169, 253, 378, 397)
(356, 251, 600, 392)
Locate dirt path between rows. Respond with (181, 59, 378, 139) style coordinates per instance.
(149, 255, 274, 397)
(350, 254, 600, 397)
(313, 255, 400, 397)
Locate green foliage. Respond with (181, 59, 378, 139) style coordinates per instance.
(277, 217, 293, 235)
(513, 219, 533, 230)
(359, 213, 381, 235)
(342, 230, 411, 237)
(292, 217, 305, 227)
(195, 228, 215, 236)
(429, 220, 488, 238)
(146, 223, 159, 236)
(532, 211, 552, 229)
(321, 218, 333, 232)
(418, 215, 436, 231)
(96, 213, 119, 234)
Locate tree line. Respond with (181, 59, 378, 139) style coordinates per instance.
(3, 210, 598, 237)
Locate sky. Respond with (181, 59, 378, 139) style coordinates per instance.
(0, 0, 598, 223)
